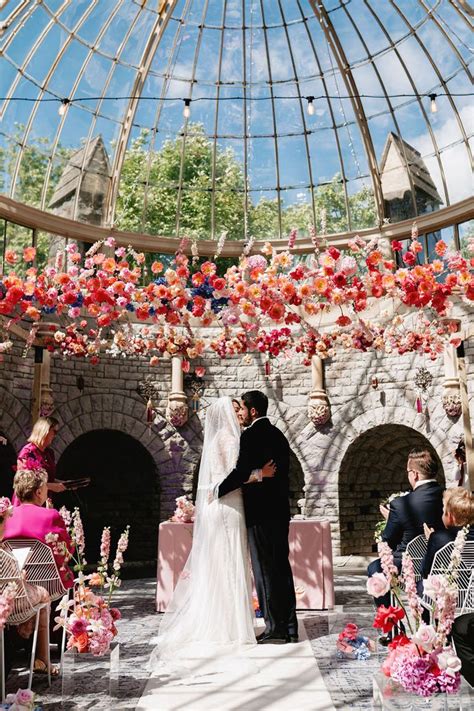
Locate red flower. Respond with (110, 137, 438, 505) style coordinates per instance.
(339, 622, 359, 641)
(373, 605, 405, 634)
(387, 634, 410, 650)
(391, 241, 403, 252)
(402, 251, 416, 267)
(336, 315, 351, 327)
(328, 247, 340, 260)
(333, 272, 347, 288)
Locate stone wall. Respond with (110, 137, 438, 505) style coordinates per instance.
(0, 326, 473, 562)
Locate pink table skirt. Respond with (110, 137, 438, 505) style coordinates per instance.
(156, 519, 335, 612)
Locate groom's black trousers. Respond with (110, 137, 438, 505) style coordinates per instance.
(248, 519, 297, 637)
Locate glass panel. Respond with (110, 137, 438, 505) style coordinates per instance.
(458, 220, 473, 259)
(277, 135, 310, 188)
(248, 190, 279, 240)
(247, 137, 277, 190)
(5, 222, 34, 278)
(347, 177, 377, 231)
(281, 188, 314, 236)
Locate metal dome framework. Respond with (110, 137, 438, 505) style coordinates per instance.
(0, 0, 472, 245)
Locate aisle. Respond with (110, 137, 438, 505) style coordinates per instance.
(137, 620, 334, 711)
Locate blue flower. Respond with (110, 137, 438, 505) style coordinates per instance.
(126, 304, 135, 312)
(211, 297, 228, 314)
(154, 277, 167, 285)
(42, 306, 56, 314)
(72, 293, 84, 308)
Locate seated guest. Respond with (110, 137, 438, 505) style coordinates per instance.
(4, 468, 74, 589)
(368, 447, 444, 609)
(421, 487, 474, 582)
(0, 496, 57, 676)
(452, 613, 474, 688)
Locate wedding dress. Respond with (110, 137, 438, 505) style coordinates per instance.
(152, 397, 256, 672)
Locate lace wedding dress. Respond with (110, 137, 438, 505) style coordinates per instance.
(151, 397, 256, 673)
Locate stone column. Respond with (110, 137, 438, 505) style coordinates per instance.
(458, 352, 474, 492)
(31, 348, 54, 423)
(442, 344, 462, 418)
(166, 355, 188, 428)
(307, 356, 331, 426)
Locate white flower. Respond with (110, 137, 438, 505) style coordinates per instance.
(87, 619, 104, 634)
(412, 624, 437, 651)
(437, 649, 462, 676)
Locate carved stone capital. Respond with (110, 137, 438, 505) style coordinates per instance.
(308, 389, 331, 426)
(442, 391, 462, 419)
(166, 394, 188, 428)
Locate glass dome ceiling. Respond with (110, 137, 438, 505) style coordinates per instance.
(0, 0, 472, 242)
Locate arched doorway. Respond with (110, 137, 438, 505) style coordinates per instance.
(0, 433, 16, 498)
(338, 424, 445, 556)
(57, 429, 159, 573)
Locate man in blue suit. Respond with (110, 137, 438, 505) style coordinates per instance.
(368, 447, 444, 609)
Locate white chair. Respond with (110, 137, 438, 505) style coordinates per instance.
(404, 535, 428, 583)
(459, 569, 474, 616)
(3, 539, 71, 668)
(0, 546, 51, 700)
(421, 540, 474, 618)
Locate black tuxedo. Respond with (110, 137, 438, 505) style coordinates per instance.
(368, 481, 444, 608)
(381, 481, 444, 563)
(218, 417, 297, 638)
(452, 613, 474, 687)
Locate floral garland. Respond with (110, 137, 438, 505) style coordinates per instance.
(0, 231, 472, 365)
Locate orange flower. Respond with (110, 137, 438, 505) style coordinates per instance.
(4, 249, 18, 265)
(201, 261, 216, 276)
(102, 258, 117, 273)
(268, 302, 285, 321)
(151, 261, 163, 274)
(23, 246, 36, 262)
(434, 240, 447, 256)
(88, 573, 103, 587)
(366, 250, 382, 268)
(72, 632, 89, 653)
(313, 276, 328, 294)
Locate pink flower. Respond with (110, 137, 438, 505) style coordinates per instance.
(195, 366, 206, 378)
(436, 648, 462, 675)
(69, 617, 88, 636)
(412, 624, 437, 652)
(367, 572, 390, 598)
(15, 688, 35, 706)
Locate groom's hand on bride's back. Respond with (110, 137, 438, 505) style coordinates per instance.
(262, 460, 276, 478)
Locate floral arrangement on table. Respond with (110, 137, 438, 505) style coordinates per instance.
(373, 491, 410, 542)
(170, 495, 195, 523)
(367, 527, 469, 697)
(0, 229, 472, 367)
(52, 508, 130, 657)
(0, 688, 41, 711)
(336, 622, 376, 660)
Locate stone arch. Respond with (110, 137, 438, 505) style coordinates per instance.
(0, 385, 32, 453)
(57, 428, 159, 568)
(51, 391, 203, 521)
(338, 424, 445, 556)
(295, 389, 460, 555)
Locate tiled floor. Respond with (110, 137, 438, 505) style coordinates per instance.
(5, 575, 474, 710)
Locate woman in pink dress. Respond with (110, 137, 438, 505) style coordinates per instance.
(0, 495, 58, 675)
(4, 468, 75, 590)
(14, 417, 66, 505)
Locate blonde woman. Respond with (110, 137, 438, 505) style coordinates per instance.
(14, 417, 66, 505)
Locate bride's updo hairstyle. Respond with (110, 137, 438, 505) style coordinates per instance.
(241, 390, 268, 417)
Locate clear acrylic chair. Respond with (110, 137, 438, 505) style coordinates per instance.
(0, 546, 51, 700)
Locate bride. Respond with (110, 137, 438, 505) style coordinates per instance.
(155, 396, 275, 661)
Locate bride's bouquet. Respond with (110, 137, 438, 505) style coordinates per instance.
(171, 495, 195, 523)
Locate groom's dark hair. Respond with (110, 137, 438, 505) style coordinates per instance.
(242, 390, 268, 417)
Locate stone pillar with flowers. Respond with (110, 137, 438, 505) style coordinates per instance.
(32, 324, 56, 422)
(442, 343, 462, 418)
(166, 355, 188, 428)
(308, 356, 331, 426)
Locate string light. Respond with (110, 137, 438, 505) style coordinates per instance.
(429, 93, 438, 114)
(306, 96, 315, 116)
(183, 99, 191, 119)
(58, 98, 70, 116)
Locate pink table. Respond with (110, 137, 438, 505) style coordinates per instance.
(156, 519, 335, 612)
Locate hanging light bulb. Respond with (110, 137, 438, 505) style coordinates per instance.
(429, 93, 438, 114)
(306, 96, 315, 116)
(58, 98, 70, 116)
(183, 99, 191, 119)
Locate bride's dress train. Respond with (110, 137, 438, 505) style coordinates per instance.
(150, 398, 257, 680)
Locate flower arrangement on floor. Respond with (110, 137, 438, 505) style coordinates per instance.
(368, 527, 469, 697)
(53, 508, 130, 657)
(170, 495, 195, 523)
(0, 689, 41, 710)
(373, 491, 409, 542)
(336, 622, 376, 660)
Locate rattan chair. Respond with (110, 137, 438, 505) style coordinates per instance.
(0, 546, 51, 700)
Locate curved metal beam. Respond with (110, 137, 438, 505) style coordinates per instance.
(1, 194, 472, 256)
(309, 0, 385, 227)
(104, 0, 178, 227)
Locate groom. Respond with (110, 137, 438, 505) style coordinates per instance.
(217, 390, 298, 644)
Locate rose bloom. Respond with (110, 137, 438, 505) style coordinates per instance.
(402, 251, 416, 266)
(15, 688, 35, 706)
(151, 261, 163, 274)
(412, 623, 437, 651)
(71, 631, 89, 653)
(268, 302, 285, 321)
(409, 239, 423, 254)
(373, 605, 405, 634)
(366, 572, 390, 598)
(195, 366, 206, 378)
(434, 240, 448, 257)
(4, 249, 18, 265)
(437, 648, 462, 675)
(391, 240, 403, 252)
(23, 246, 36, 262)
